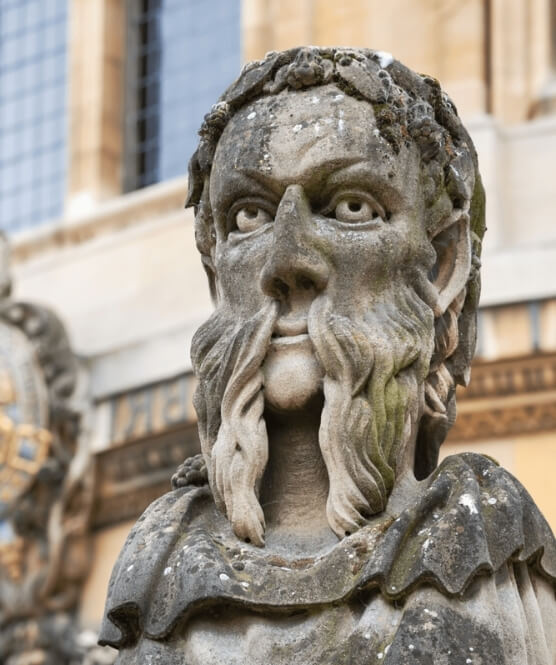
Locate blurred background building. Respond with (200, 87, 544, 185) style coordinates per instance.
(1, 0, 556, 639)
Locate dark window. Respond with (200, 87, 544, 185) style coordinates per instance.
(0, 0, 68, 233)
(125, 0, 241, 191)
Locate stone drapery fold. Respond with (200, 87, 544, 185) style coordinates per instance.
(99, 453, 556, 648)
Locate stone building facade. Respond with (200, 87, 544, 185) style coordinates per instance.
(2, 0, 556, 636)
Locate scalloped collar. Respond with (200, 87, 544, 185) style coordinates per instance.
(100, 453, 556, 647)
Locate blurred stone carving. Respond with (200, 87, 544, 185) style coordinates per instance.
(0, 233, 108, 664)
(101, 48, 556, 663)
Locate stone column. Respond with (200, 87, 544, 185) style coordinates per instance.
(67, 0, 126, 216)
(531, 0, 556, 117)
(490, 0, 555, 122)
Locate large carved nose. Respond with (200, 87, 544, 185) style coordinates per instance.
(260, 185, 329, 301)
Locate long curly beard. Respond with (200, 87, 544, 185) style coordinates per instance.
(308, 286, 434, 537)
(191, 282, 434, 545)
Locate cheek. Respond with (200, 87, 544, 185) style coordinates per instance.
(326, 228, 405, 293)
(325, 220, 427, 299)
(214, 236, 269, 313)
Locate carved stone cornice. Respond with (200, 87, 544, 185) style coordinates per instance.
(458, 353, 556, 400)
(449, 352, 556, 442)
(450, 396, 556, 442)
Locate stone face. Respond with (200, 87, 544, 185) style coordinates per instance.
(100, 47, 556, 663)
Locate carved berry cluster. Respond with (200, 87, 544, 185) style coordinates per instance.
(171, 453, 208, 489)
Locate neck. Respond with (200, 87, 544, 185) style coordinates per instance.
(256, 391, 423, 554)
(259, 402, 336, 552)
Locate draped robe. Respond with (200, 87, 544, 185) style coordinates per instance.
(100, 454, 556, 664)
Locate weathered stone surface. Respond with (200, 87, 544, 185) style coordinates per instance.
(101, 47, 556, 663)
(102, 455, 555, 642)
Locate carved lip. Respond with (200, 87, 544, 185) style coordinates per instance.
(273, 317, 308, 337)
(270, 332, 311, 348)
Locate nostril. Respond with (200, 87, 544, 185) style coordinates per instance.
(298, 276, 314, 291)
(274, 278, 289, 298)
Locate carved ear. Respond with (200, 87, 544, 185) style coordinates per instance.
(430, 212, 471, 316)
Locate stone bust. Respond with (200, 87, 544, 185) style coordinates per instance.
(100, 47, 556, 664)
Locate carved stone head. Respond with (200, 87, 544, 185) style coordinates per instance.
(186, 47, 485, 545)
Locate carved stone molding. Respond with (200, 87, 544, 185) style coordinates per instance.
(450, 353, 556, 442)
(459, 353, 556, 400)
(93, 424, 200, 528)
(0, 300, 79, 419)
(450, 397, 556, 442)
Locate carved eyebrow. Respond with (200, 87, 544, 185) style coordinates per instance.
(325, 161, 392, 189)
(233, 160, 365, 199)
(211, 168, 281, 211)
(214, 168, 282, 201)
(235, 168, 284, 197)
(213, 159, 402, 209)
(324, 161, 405, 207)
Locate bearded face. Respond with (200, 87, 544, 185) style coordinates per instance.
(191, 84, 451, 546)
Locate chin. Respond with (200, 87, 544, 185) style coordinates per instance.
(262, 335, 323, 412)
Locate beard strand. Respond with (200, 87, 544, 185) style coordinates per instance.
(308, 286, 433, 538)
(191, 301, 279, 546)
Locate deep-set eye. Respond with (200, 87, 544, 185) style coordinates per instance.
(326, 193, 387, 224)
(234, 205, 273, 233)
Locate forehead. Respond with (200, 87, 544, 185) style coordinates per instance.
(210, 85, 419, 201)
